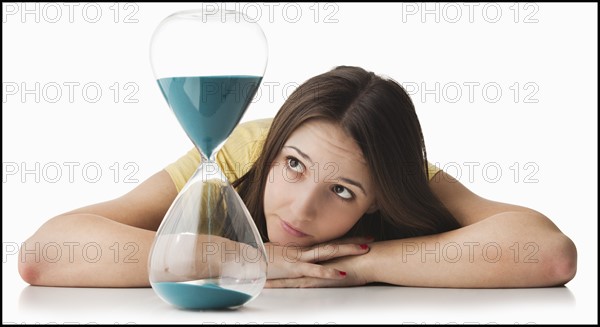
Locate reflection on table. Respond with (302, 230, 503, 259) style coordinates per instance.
(17, 284, 576, 324)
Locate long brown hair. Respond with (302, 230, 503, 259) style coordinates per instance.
(233, 66, 460, 242)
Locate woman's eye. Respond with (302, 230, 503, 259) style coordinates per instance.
(333, 185, 353, 200)
(286, 156, 305, 173)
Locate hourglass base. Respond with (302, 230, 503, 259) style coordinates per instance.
(151, 277, 265, 310)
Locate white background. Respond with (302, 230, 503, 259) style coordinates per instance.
(2, 2, 597, 324)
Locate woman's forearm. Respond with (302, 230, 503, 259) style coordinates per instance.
(19, 214, 156, 287)
(360, 212, 577, 288)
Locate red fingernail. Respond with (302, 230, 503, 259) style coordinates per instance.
(339, 271, 347, 276)
(360, 244, 369, 250)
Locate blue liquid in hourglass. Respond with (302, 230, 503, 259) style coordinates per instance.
(152, 282, 252, 310)
(157, 75, 262, 158)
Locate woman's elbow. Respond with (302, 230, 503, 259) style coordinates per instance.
(17, 216, 66, 286)
(544, 235, 577, 286)
(18, 243, 42, 285)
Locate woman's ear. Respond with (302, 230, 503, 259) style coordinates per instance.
(366, 201, 378, 214)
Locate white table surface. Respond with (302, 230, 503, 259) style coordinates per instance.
(5, 282, 591, 324)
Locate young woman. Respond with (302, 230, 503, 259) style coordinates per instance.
(19, 66, 577, 288)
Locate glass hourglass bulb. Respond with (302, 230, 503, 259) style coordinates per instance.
(148, 9, 268, 310)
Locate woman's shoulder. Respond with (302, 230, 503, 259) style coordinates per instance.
(235, 118, 273, 135)
(227, 118, 273, 152)
(216, 118, 273, 180)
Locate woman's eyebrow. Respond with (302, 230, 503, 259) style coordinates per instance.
(283, 145, 367, 196)
(284, 145, 313, 164)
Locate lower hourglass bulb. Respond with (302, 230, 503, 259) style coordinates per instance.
(148, 159, 267, 310)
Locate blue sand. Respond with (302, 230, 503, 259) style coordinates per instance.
(157, 75, 262, 158)
(152, 281, 252, 310)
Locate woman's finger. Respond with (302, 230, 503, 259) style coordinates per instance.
(329, 235, 374, 245)
(299, 243, 370, 263)
(300, 262, 347, 280)
(265, 277, 325, 288)
(265, 274, 356, 288)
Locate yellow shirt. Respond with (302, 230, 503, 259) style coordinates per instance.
(164, 118, 441, 192)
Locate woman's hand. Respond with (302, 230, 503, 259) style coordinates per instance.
(265, 252, 373, 288)
(264, 236, 373, 287)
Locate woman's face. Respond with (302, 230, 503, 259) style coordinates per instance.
(263, 119, 378, 247)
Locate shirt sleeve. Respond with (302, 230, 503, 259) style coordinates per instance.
(164, 147, 201, 194)
(426, 161, 441, 181)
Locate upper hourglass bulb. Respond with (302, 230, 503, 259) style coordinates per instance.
(150, 9, 268, 159)
(148, 9, 269, 310)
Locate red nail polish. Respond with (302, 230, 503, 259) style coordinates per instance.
(339, 271, 347, 276)
(360, 244, 369, 250)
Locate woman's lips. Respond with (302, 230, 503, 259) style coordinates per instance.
(280, 218, 309, 237)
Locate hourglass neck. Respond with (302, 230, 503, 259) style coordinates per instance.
(201, 152, 217, 163)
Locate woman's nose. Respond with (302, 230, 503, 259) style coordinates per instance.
(289, 183, 319, 222)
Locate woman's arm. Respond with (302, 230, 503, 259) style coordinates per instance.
(18, 170, 178, 287)
(360, 211, 576, 287)
(402, 171, 578, 287)
(20, 168, 365, 287)
(266, 171, 577, 288)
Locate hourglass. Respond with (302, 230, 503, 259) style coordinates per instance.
(148, 9, 268, 310)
